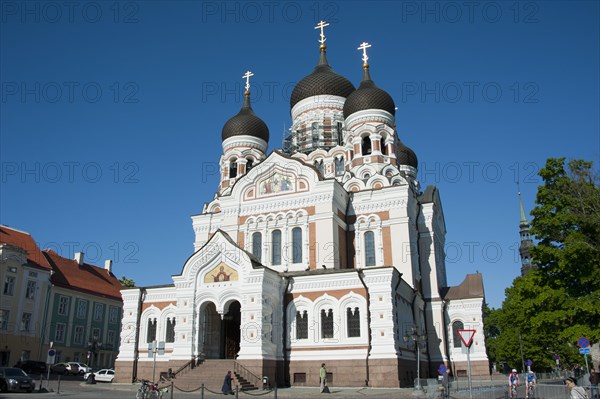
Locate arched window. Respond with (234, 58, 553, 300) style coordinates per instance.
(362, 136, 372, 155)
(252, 232, 262, 262)
(229, 158, 238, 178)
(364, 231, 376, 266)
(347, 307, 360, 337)
(335, 157, 344, 176)
(337, 122, 344, 145)
(315, 160, 324, 175)
(165, 317, 176, 343)
(312, 122, 319, 147)
(246, 158, 254, 171)
(381, 137, 388, 155)
(292, 227, 302, 263)
(321, 309, 334, 338)
(272, 230, 281, 265)
(452, 320, 464, 348)
(146, 318, 157, 343)
(296, 310, 308, 340)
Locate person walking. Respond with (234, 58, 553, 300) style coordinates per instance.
(589, 368, 599, 399)
(320, 363, 329, 393)
(222, 370, 234, 395)
(565, 377, 588, 399)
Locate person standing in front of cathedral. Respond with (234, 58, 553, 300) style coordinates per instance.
(320, 363, 329, 393)
(222, 371, 234, 395)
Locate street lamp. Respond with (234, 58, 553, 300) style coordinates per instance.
(87, 334, 103, 371)
(404, 326, 427, 390)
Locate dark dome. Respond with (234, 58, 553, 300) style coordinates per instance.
(222, 94, 269, 142)
(397, 141, 418, 169)
(343, 67, 395, 118)
(290, 49, 355, 109)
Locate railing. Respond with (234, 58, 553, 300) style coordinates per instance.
(233, 360, 263, 390)
(170, 355, 202, 379)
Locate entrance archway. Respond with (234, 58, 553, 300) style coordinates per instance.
(221, 301, 241, 359)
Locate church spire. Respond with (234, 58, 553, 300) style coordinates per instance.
(518, 190, 535, 276)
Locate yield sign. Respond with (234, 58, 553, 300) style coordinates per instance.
(458, 329, 476, 347)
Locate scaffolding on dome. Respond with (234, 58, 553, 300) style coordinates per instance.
(282, 122, 345, 155)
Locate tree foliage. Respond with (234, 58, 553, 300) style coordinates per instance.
(485, 158, 600, 371)
(119, 276, 136, 288)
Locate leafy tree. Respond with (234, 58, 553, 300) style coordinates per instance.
(119, 276, 136, 288)
(484, 158, 599, 371)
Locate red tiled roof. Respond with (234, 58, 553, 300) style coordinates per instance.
(43, 250, 123, 302)
(0, 225, 52, 270)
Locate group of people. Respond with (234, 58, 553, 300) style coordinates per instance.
(508, 366, 600, 399)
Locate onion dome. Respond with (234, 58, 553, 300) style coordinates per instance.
(290, 45, 355, 109)
(343, 64, 396, 118)
(222, 92, 269, 142)
(397, 141, 418, 169)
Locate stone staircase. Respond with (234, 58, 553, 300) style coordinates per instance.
(169, 359, 258, 392)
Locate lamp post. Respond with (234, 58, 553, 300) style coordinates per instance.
(404, 326, 427, 390)
(87, 334, 103, 371)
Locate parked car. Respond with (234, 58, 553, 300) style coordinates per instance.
(69, 362, 91, 375)
(0, 367, 35, 393)
(50, 362, 78, 375)
(14, 360, 47, 375)
(83, 369, 114, 383)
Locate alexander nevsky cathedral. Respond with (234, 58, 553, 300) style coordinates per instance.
(115, 22, 489, 389)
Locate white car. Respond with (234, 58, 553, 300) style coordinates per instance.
(83, 369, 114, 383)
(68, 362, 91, 375)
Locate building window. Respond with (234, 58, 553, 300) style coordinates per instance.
(321, 309, 334, 339)
(55, 323, 66, 342)
(21, 313, 32, 332)
(312, 122, 319, 147)
(147, 318, 157, 343)
(91, 328, 101, 341)
(295, 310, 308, 340)
(292, 227, 302, 263)
(107, 330, 116, 346)
(335, 157, 344, 176)
(337, 122, 343, 145)
(73, 326, 84, 345)
(380, 137, 387, 155)
(362, 136, 372, 155)
(77, 300, 87, 319)
(364, 231, 376, 266)
(58, 296, 70, 316)
(229, 158, 238, 178)
(25, 280, 36, 300)
(93, 303, 104, 321)
(252, 232, 262, 262)
(314, 160, 324, 175)
(3, 276, 15, 295)
(0, 309, 9, 330)
(166, 318, 176, 343)
(347, 307, 361, 337)
(452, 320, 464, 348)
(271, 230, 282, 266)
(246, 158, 254, 171)
(109, 307, 119, 323)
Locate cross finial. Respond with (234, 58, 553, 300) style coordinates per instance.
(358, 42, 372, 65)
(315, 20, 329, 45)
(242, 70, 254, 93)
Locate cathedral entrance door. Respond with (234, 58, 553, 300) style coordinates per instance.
(221, 301, 241, 359)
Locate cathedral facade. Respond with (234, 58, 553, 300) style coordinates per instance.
(115, 25, 489, 388)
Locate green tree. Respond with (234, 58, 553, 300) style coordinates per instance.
(484, 158, 599, 371)
(119, 276, 136, 288)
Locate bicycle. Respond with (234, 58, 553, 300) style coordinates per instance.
(526, 382, 535, 399)
(510, 383, 518, 399)
(136, 379, 166, 399)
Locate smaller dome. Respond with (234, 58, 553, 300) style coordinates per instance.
(343, 66, 395, 118)
(222, 93, 269, 142)
(397, 141, 418, 169)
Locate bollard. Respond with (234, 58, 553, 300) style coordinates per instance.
(38, 374, 43, 392)
(201, 383, 204, 399)
(57, 375, 61, 394)
(274, 385, 278, 399)
(170, 381, 174, 399)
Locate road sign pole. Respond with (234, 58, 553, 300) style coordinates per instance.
(467, 346, 473, 399)
(584, 353, 590, 377)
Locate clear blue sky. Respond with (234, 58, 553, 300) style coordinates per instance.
(1, 1, 598, 308)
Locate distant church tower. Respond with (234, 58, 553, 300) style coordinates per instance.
(519, 192, 535, 275)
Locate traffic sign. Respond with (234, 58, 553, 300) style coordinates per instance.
(457, 329, 476, 347)
(438, 364, 447, 375)
(46, 349, 56, 365)
(526, 359, 533, 367)
(577, 337, 590, 348)
(554, 354, 560, 360)
(579, 347, 591, 355)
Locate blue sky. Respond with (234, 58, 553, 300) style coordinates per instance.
(1, 1, 598, 309)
